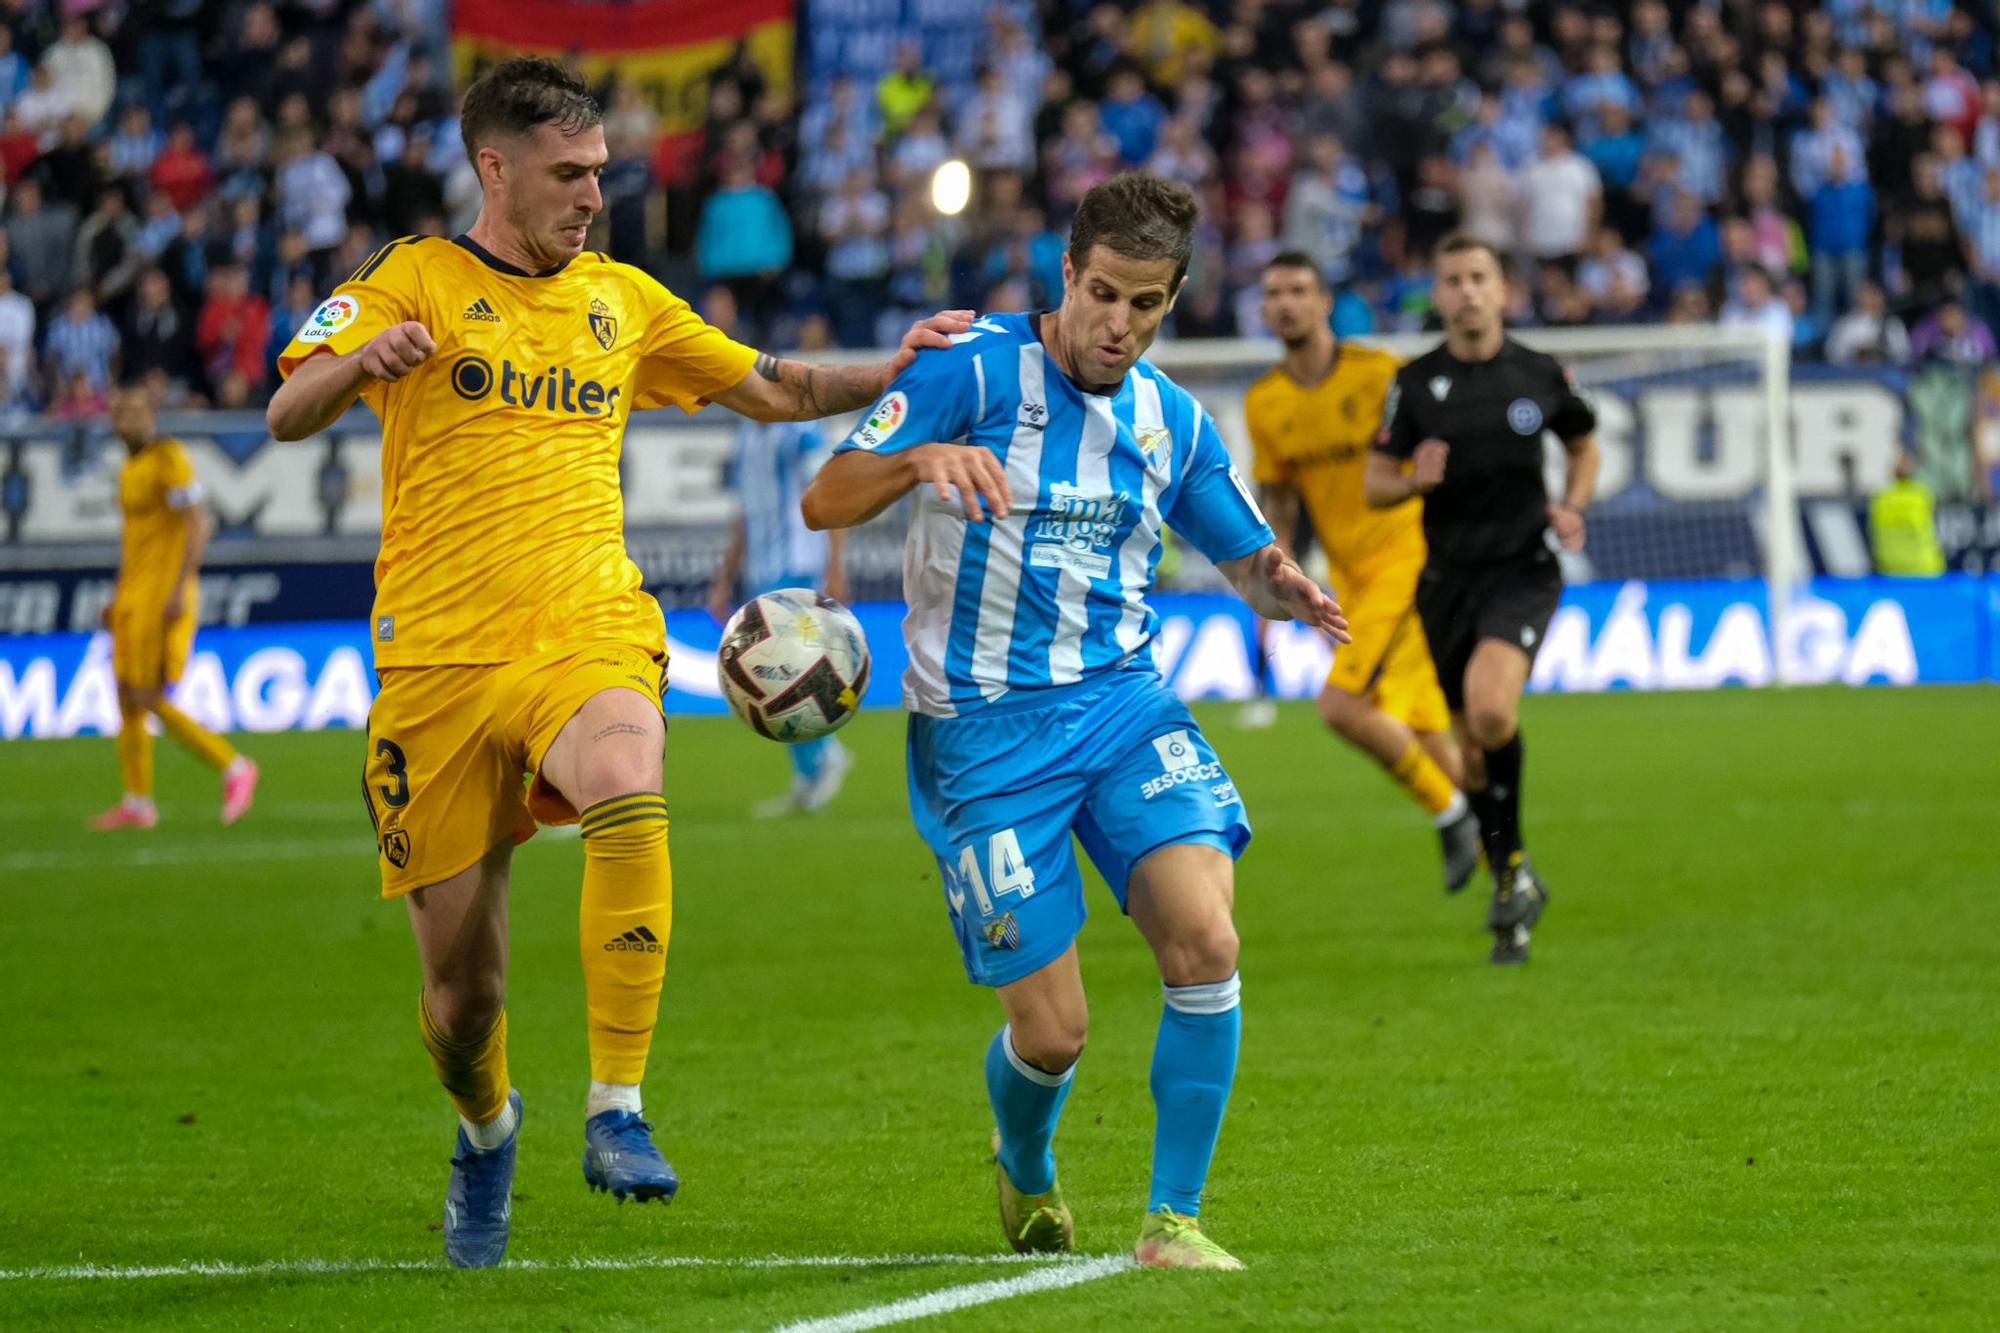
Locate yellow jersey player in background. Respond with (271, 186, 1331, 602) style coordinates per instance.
(91, 385, 260, 832)
(267, 56, 969, 1268)
(1244, 253, 1481, 892)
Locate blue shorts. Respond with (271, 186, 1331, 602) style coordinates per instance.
(906, 666, 1252, 987)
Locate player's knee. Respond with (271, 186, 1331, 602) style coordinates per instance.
(1464, 703, 1515, 751)
(424, 975, 505, 1041)
(1157, 916, 1240, 988)
(1011, 1015, 1087, 1073)
(575, 756, 663, 811)
(1316, 686, 1361, 736)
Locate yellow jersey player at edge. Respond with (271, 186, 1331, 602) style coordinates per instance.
(1245, 253, 1481, 892)
(266, 57, 972, 1269)
(91, 384, 260, 832)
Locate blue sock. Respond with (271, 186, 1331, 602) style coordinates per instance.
(984, 1025, 1074, 1195)
(1148, 972, 1241, 1216)
(789, 735, 828, 781)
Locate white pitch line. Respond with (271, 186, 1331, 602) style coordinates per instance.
(0, 1252, 1107, 1283)
(772, 1255, 1133, 1332)
(0, 837, 368, 873)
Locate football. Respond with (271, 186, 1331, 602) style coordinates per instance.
(716, 589, 871, 742)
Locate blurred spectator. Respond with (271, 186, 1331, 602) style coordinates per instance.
(8, 178, 77, 307)
(817, 168, 890, 347)
(960, 67, 1035, 176)
(1282, 135, 1371, 286)
(1577, 227, 1648, 319)
(1909, 299, 1998, 365)
(887, 108, 950, 192)
(43, 289, 119, 397)
(74, 187, 142, 311)
(1963, 167, 2000, 339)
(1128, 0, 1219, 87)
(195, 263, 270, 399)
(1099, 65, 1168, 168)
(695, 154, 792, 333)
(123, 267, 197, 393)
(1791, 97, 1867, 198)
(1740, 156, 1802, 278)
(273, 130, 351, 255)
(877, 42, 934, 140)
(0, 27, 27, 106)
(1647, 90, 1728, 205)
(0, 264, 32, 408)
(151, 123, 216, 214)
(1869, 455, 1947, 576)
(1719, 266, 1793, 342)
(1893, 157, 1966, 310)
(382, 135, 446, 239)
(109, 106, 164, 182)
(51, 368, 107, 421)
(1827, 283, 1912, 365)
(12, 65, 70, 141)
(1518, 123, 1600, 265)
(42, 16, 117, 130)
(1807, 145, 1875, 329)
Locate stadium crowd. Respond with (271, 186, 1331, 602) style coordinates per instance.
(6, 1, 2000, 423)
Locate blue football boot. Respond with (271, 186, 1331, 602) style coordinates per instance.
(582, 1108, 679, 1204)
(443, 1088, 521, 1268)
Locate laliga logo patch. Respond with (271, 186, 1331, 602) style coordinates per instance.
(853, 391, 908, 449)
(1508, 397, 1544, 435)
(295, 295, 359, 344)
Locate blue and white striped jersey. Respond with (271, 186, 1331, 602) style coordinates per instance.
(835, 311, 1274, 717)
(726, 416, 828, 590)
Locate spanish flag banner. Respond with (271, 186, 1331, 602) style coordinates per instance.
(451, 0, 794, 147)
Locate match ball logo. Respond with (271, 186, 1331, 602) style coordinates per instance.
(295, 295, 359, 344)
(853, 391, 908, 449)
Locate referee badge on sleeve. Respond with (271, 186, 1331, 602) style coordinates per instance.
(1508, 398, 1544, 435)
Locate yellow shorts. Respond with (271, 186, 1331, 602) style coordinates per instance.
(1326, 559, 1450, 735)
(361, 641, 667, 898)
(112, 603, 196, 689)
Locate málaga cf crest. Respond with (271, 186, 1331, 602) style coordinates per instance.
(588, 297, 617, 351)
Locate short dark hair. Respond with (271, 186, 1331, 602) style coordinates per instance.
(1433, 232, 1502, 267)
(1068, 172, 1200, 286)
(1262, 250, 1327, 289)
(460, 56, 602, 166)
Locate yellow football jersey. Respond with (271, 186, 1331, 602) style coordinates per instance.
(1244, 344, 1423, 581)
(277, 235, 757, 668)
(115, 437, 200, 610)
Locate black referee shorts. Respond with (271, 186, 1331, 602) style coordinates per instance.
(1415, 550, 1563, 714)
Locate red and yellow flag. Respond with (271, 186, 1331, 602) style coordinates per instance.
(451, 0, 794, 160)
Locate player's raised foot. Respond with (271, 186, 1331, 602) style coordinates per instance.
(992, 1130, 1073, 1253)
(797, 739, 853, 811)
(582, 1109, 679, 1204)
(1134, 1209, 1245, 1271)
(1438, 805, 1483, 894)
(443, 1088, 521, 1269)
(1486, 853, 1549, 965)
(89, 798, 157, 831)
(220, 758, 259, 826)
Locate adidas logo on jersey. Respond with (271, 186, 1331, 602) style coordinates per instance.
(605, 925, 663, 953)
(463, 297, 501, 323)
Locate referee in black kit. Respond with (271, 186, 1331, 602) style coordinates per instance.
(1365, 234, 1599, 964)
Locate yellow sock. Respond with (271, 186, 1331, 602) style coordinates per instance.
(578, 793, 672, 1085)
(418, 994, 510, 1125)
(1388, 740, 1456, 817)
(152, 699, 238, 771)
(116, 704, 153, 798)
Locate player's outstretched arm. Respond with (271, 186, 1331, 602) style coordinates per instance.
(267, 321, 435, 440)
(711, 311, 974, 423)
(801, 444, 1012, 530)
(1216, 544, 1351, 642)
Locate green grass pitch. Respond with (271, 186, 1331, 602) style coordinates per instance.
(2, 687, 1995, 1330)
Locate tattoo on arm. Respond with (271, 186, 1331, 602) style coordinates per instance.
(592, 722, 651, 742)
(752, 352, 875, 420)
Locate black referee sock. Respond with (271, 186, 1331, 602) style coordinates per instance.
(1482, 732, 1525, 866)
(1465, 786, 1502, 866)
